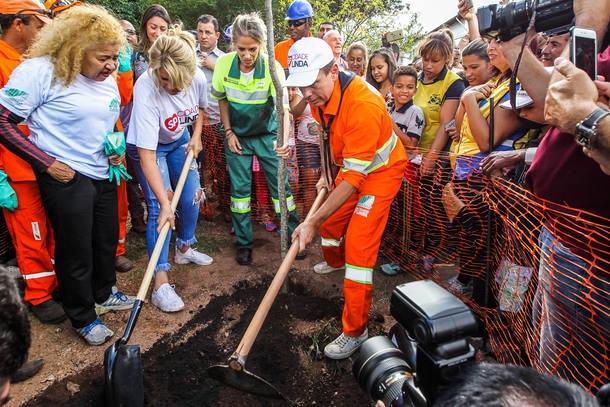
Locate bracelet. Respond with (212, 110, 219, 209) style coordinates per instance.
(225, 127, 233, 134)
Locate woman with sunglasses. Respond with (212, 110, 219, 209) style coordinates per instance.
(212, 12, 300, 265)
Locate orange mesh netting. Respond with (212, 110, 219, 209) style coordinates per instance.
(199, 124, 610, 393)
(381, 149, 610, 393)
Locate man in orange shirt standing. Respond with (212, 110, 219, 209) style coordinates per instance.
(274, 0, 314, 69)
(0, 0, 65, 325)
(288, 38, 407, 359)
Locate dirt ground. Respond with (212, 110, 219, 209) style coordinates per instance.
(9, 212, 411, 406)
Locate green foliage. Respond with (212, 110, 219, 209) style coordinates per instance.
(274, 0, 424, 63)
(87, 0, 148, 25)
(83, 0, 423, 62)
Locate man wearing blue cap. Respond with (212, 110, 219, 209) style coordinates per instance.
(274, 0, 314, 69)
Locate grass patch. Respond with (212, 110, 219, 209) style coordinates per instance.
(304, 318, 339, 361)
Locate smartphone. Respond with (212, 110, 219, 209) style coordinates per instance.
(571, 27, 597, 80)
(386, 29, 404, 43)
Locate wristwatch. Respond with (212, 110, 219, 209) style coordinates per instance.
(575, 107, 610, 149)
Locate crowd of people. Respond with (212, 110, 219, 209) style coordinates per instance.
(0, 0, 609, 403)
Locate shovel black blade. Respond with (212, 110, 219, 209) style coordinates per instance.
(207, 364, 284, 399)
(104, 344, 144, 406)
(104, 299, 145, 407)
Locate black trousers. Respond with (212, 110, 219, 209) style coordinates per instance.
(37, 172, 118, 328)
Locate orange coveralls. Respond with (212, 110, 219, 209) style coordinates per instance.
(0, 38, 57, 305)
(312, 76, 407, 337)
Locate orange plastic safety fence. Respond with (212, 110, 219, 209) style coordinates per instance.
(199, 124, 610, 393)
(381, 149, 610, 393)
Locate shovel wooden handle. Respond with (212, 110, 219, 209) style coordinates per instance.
(136, 150, 195, 301)
(230, 188, 328, 368)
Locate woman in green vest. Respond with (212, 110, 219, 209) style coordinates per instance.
(211, 12, 300, 265)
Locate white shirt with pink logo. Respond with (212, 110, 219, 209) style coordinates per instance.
(128, 69, 208, 150)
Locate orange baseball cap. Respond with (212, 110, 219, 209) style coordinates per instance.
(0, 0, 52, 24)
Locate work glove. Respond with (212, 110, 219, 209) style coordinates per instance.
(0, 170, 17, 211)
(104, 132, 132, 186)
(118, 47, 132, 73)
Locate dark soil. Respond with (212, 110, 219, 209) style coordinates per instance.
(22, 276, 392, 406)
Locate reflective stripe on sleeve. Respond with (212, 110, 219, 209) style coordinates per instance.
(22, 270, 56, 280)
(342, 132, 398, 175)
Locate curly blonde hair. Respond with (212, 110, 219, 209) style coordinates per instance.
(148, 24, 198, 93)
(29, 4, 126, 86)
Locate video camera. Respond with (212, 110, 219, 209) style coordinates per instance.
(477, 0, 573, 42)
(353, 280, 478, 407)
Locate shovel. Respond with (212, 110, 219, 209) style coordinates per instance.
(104, 150, 195, 407)
(208, 188, 327, 399)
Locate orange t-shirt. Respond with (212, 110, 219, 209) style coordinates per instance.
(274, 38, 294, 68)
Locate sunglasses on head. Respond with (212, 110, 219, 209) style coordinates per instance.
(288, 19, 307, 28)
(15, 8, 53, 18)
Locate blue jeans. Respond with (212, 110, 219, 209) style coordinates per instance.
(533, 226, 610, 392)
(127, 130, 202, 272)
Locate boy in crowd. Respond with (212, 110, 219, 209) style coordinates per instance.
(388, 66, 424, 149)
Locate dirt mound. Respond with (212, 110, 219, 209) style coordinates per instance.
(21, 277, 391, 406)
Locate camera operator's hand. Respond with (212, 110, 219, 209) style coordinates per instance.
(573, 0, 610, 44)
(594, 80, 610, 108)
(545, 57, 599, 134)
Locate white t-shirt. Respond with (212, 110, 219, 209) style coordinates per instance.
(0, 57, 120, 180)
(128, 69, 208, 150)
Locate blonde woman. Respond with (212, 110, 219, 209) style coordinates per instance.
(212, 13, 300, 265)
(0, 5, 135, 346)
(128, 26, 213, 313)
(346, 41, 368, 76)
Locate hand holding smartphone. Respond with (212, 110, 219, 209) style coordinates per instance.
(571, 27, 597, 80)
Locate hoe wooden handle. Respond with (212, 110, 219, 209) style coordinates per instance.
(230, 188, 328, 367)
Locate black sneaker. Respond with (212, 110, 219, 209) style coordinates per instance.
(31, 298, 66, 324)
(11, 359, 44, 383)
(236, 248, 252, 265)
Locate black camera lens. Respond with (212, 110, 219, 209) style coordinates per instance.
(353, 336, 413, 407)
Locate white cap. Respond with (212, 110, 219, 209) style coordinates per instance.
(500, 89, 533, 110)
(285, 37, 334, 87)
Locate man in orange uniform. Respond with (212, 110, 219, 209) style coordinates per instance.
(0, 0, 65, 324)
(274, 0, 314, 69)
(288, 38, 407, 359)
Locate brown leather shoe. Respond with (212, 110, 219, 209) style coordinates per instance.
(115, 255, 134, 273)
(130, 216, 147, 234)
(30, 299, 66, 324)
(11, 359, 44, 383)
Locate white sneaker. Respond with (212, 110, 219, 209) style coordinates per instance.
(151, 283, 185, 313)
(175, 247, 213, 265)
(324, 329, 368, 359)
(313, 261, 345, 275)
